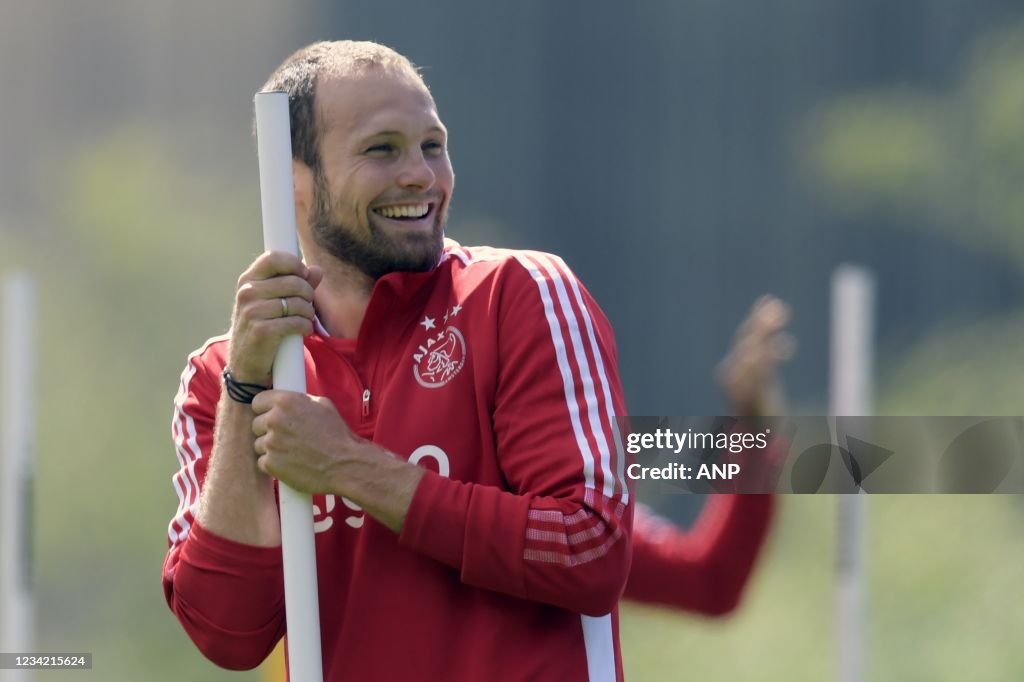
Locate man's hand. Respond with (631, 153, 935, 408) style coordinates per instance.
(251, 391, 358, 495)
(250, 390, 425, 533)
(194, 250, 321, 546)
(717, 295, 795, 417)
(227, 251, 323, 386)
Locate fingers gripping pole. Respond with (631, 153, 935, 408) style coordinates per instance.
(255, 91, 324, 682)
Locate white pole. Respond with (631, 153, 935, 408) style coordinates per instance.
(1, 272, 36, 682)
(830, 265, 874, 682)
(255, 91, 324, 682)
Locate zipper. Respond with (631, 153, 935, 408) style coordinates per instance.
(315, 339, 372, 423)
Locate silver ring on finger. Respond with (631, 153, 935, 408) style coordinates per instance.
(280, 297, 289, 318)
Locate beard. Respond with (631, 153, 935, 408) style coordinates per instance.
(309, 171, 445, 280)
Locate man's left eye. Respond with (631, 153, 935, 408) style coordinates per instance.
(423, 141, 445, 154)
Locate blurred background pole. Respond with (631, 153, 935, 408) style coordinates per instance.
(1, 272, 36, 682)
(831, 265, 875, 682)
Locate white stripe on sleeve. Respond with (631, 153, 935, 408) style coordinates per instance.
(167, 335, 228, 546)
(550, 254, 629, 503)
(529, 254, 619, 501)
(513, 254, 596, 490)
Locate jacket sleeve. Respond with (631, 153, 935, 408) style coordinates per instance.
(161, 343, 286, 670)
(623, 495, 775, 615)
(400, 252, 633, 616)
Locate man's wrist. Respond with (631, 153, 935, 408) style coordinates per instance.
(331, 443, 426, 534)
(222, 368, 270, 404)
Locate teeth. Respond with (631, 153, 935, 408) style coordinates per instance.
(376, 204, 429, 219)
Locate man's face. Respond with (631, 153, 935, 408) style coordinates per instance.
(309, 69, 454, 279)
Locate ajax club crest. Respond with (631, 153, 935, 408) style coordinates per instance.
(413, 305, 467, 388)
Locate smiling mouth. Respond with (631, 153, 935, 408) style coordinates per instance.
(372, 203, 433, 221)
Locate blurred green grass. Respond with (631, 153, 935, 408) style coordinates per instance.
(622, 495, 1024, 681)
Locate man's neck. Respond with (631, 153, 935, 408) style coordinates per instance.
(311, 256, 374, 339)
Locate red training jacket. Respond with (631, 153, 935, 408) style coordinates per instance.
(163, 242, 633, 681)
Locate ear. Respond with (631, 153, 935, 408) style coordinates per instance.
(293, 159, 315, 228)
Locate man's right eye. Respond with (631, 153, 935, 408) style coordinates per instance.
(366, 143, 394, 154)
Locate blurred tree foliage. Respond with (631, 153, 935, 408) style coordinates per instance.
(803, 23, 1024, 272)
(802, 22, 1024, 416)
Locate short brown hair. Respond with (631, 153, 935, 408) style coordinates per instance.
(259, 41, 425, 172)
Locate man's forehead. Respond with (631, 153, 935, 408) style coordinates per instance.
(317, 71, 442, 137)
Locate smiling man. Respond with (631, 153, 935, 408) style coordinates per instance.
(304, 62, 449, 283)
(161, 40, 790, 682)
(163, 41, 633, 681)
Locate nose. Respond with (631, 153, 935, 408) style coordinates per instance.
(397, 149, 436, 190)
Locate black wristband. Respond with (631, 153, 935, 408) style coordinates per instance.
(222, 368, 269, 404)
